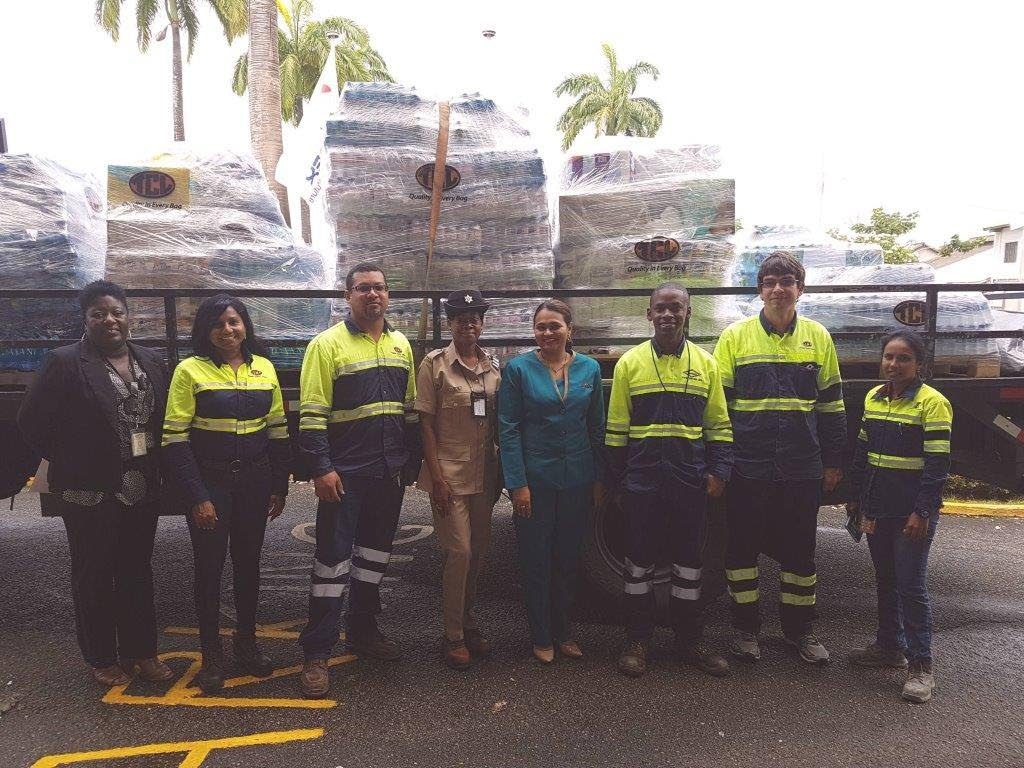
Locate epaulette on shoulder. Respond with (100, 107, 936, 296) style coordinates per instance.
(489, 354, 500, 371)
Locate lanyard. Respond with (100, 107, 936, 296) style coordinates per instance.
(650, 339, 692, 396)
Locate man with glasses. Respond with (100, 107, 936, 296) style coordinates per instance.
(297, 263, 421, 697)
(713, 252, 846, 665)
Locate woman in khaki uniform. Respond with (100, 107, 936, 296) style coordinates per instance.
(417, 289, 502, 669)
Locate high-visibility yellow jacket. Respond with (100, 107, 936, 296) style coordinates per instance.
(162, 353, 290, 507)
(850, 380, 952, 518)
(606, 337, 733, 493)
(299, 318, 419, 479)
(713, 311, 846, 481)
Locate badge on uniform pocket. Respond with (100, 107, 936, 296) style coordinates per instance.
(472, 391, 486, 417)
(130, 430, 148, 457)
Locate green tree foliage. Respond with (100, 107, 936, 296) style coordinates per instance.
(554, 43, 662, 152)
(95, 0, 247, 140)
(231, 0, 393, 126)
(939, 234, 990, 258)
(828, 207, 920, 264)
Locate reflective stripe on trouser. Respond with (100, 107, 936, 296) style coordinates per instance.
(725, 476, 821, 638)
(623, 483, 707, 644)
(298, 475, 405, 659)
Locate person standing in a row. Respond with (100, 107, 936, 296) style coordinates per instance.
(298, 263, 421, 698)
(18, 280, 173, 686)
(417, 290, 502, 669)
(849, 329, 951, 703)
(608, 283, 734, 679)
(162, 295, 291, 693)
(714, 253, 846, 665)
(499, 299, 605, 664)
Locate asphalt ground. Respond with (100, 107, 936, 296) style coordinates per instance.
(1, 485, 1023, 768)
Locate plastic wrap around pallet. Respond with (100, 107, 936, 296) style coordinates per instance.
(313, 82, 554, 347)
(0, 155, 106, 370)
(742, 262, 999, 367)
(106, 150, 330, 350)
(554, 139, 736, 351)
(731, 224, 883, 288)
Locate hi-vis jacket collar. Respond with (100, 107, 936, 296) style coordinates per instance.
(344, 316, 394, 336)
(651, 335, 687, 357)
(758, 309, 798, 336)
(873, 378, 924, 401)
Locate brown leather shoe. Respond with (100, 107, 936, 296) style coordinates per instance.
(92, 664, 131, 687)
(442, 638, 471, 670)
(300, 659, 330, 699)
(532, 645, 555, 664)
(557, 640, 584, 659)
(463, 627, 491, 658)
(122, 657, 174, 682)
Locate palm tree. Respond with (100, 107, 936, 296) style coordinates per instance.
(554, 42, 662, 152)
(95, 0, 247, 141)
(231, 0, 393, 126)
(247, 0, 288, 224)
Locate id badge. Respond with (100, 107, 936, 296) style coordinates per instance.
(130, 430, 148, 457)
(471, 392, 486, 418)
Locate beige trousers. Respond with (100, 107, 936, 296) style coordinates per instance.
(433, 491, 494, 641)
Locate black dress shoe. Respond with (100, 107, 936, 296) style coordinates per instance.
(195, 652, 225, 693)
(233, 637, 274, 677)
(346, 627, 402, 661)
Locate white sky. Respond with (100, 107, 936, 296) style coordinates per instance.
(2, 0, 1022, 243)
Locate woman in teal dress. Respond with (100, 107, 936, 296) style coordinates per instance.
(498, 299, 605, 663)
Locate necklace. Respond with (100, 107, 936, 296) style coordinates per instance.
(539, 351, 569, 375)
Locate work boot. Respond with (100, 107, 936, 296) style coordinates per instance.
(617, 640, 648, 678)
(730, 631, 761, 662)
(678, 640, 731, 678)
(785, 633, 830, 665)
(442, 637, 471, 670)
(902, 661, 936, 703)
(463, 627, 491, 658)
(849, 642, 909, 669)
(233, 636, 274, 677)
(346, 625, 402, 661)
(300, 659, 330, 699)
(195, 648, 225, 694)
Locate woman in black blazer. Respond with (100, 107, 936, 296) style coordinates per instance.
(18, 280, 174, 687)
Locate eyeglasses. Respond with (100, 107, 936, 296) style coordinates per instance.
(351, 283, 389, 295)
(760, 277, 799, 289)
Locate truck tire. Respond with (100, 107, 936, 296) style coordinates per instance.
(0, 424, 37, 501)
(578, 495, 728, 625)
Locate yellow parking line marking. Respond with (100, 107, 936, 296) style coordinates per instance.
(101, 651, 353, 709)
(943, 500, 1024, 518)
(164, 619, 345, 642)
(30, 727, 323, 767)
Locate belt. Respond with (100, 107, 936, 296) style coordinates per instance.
(197, 456, 269, 474)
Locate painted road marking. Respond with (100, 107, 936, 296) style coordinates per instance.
(165, 618, 341, 641)
(30, 728, 323, 767)
(101, 651, 351, 709)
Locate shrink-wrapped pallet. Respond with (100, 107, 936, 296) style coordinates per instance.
(742, 263, 1000, 368)
(554, 139, 737, 348)
(312, 83, 553, 345)
(0, 155, 105, 370)
(105, 149, 329, 364)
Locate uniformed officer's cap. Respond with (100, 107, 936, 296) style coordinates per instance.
(443, 289, 490, 317)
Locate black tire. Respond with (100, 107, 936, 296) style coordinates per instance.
(0, 423, 37, 501)
(577, 495, 728, 626)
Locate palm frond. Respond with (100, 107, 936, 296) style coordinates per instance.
(231, 52, 248, 95)
(207, 0, 247, 43)
(601, 42, 618, 79)
(134, 0, 159, 51)
(553, 73, 604, 99)
(178, 0, 200, 59)
(276, 0, 292, 29)
(95, 0, 123, 40)
(280, 52, 304, 125)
